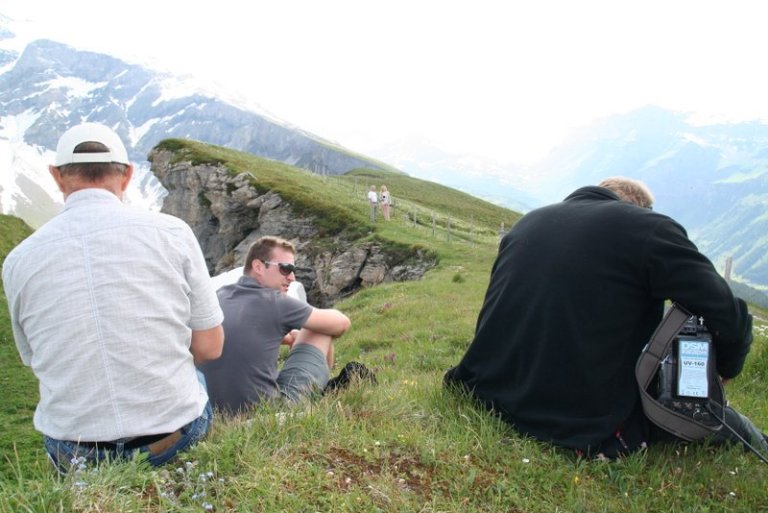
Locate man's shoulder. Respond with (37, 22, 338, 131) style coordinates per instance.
(1, 218, 57, 270)
(218, 279, 279, 304)
(219, 283, 310, 326)
(122, 206, 191, 230)
(109, 207, 200, 245)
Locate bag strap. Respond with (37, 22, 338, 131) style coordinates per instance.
(635, 303, 723, 441)
(636, 304, 690, 391)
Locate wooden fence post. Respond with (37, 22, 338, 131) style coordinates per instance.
(432, 212, 436, 238)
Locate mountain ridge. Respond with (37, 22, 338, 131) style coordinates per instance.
(0, 21, 398, 228)
(1, 15, 766, 289)
(525, 105, 768, 289)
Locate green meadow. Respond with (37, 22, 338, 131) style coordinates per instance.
(1, 143, 767, 512)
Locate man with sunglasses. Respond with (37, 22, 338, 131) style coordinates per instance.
(201, 236, 351, 413)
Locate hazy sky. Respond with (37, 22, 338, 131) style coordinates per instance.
(3, 0, 768, 164)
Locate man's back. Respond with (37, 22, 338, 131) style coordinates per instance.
(3, 189, 221, 440)
(201, 276, 312, 413)
(447, 185, 750, 451)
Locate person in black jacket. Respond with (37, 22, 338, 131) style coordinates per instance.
(445, 176, 764, 458)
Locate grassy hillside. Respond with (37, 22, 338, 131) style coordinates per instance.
(1, 146, 768, 512)
(0, 215, 41, 481)
(154, 139, 520, 243)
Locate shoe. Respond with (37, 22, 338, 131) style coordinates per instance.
(324, 361, 377, 392)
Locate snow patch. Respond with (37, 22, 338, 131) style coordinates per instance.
(0, 136, 60, 213)
(45, 76, 107, 98)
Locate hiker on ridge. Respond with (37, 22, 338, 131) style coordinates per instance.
(367, 185, 379, 222)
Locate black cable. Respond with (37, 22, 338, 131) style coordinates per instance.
(705, 402, 768, 465)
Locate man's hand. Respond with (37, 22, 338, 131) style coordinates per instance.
(282, 329, 300, 347)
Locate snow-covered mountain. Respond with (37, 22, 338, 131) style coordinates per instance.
(0, 16, 390, 227)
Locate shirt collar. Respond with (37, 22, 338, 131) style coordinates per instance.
(564, 185, 621, 202)
(63, 188, 123, 210)
(236, 275, 265, 289)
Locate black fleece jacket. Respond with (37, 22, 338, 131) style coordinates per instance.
(445, 186, 752, 452)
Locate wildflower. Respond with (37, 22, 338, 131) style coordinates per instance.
(522, 458, 530, 464)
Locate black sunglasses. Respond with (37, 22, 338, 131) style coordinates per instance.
(262, 260, 297, 276)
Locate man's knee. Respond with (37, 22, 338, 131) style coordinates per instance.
(294, 329, 333, 357)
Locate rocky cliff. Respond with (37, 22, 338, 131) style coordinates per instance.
(149, 148, 436, 306)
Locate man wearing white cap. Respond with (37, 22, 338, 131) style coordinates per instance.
(2, 122, 224, 473)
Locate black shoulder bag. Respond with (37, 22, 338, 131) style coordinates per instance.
(635, 303, 725, 441)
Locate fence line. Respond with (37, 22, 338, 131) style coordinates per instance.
(309, 173, 512, 246)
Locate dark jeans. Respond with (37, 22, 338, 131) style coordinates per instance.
(43, 371, 213, 474)
(44, 401, 213, 474)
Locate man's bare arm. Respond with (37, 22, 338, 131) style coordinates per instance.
(190, 325, 224, 365)
(303, 308, 351, 338)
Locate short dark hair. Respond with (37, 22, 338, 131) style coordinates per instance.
(243, 236, 296, 274)
(57, 142, 129, 182)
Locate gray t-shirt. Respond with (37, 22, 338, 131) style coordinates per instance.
(201, 276, 312, 413)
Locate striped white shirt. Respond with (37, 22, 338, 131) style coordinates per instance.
(3, 188, 223, 440)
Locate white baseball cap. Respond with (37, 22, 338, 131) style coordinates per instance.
(54, 122, 130, 166)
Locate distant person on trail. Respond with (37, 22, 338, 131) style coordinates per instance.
(200, 236, 355, 414)
(380, 185, 391, 221)
(444, 176, 766, 459)
(367, 185, 378, 222)
(2, 122, 224, 474)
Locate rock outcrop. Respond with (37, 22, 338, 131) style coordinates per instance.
(150, 149, 436, 306)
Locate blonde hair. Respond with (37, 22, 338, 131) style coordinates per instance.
(598, 177, 654, 209)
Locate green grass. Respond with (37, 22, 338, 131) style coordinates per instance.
(0, 215, 41, 483)
(2, 146, 768, 512)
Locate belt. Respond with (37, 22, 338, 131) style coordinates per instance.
(75, 430, 183, 455)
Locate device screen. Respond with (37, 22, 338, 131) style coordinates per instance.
(676, 339, 710, 398)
